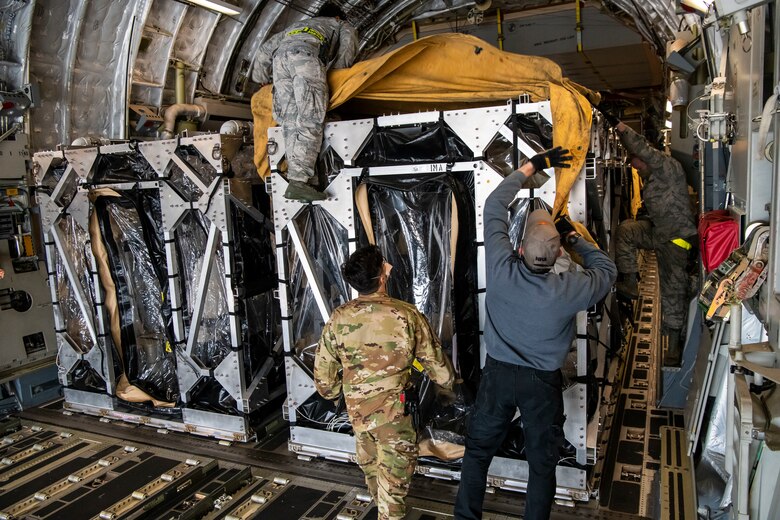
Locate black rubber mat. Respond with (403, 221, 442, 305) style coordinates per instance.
(326, 500, 347, 520)
(0, 442, 87, 479)
(609, 481, 641, 514)
(648, 438, 661, 460)
(635, 354, 649, 363)
(0, 444, 116, 508)
(255, 485, 325, 519)
(622, 409, 646, 428)
(632, 369, 648, 380)
(46, 455, 179, 519)
(31, 497, 67, 517)
(616, 441, 644, 465)
(61, 484, 90, 502)
(650, 416, 668, 436)
(322, 490, 345, 503)
(0, 431, 57, 457)
(112, 458, 139, 473)
(309, 501, 338, 518)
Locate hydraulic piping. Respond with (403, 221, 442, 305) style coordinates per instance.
(160, 60, 204, 139)
(160, 104, 205, 139)
(175, 60, 186, 105)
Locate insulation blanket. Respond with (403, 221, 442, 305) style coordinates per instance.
(252, 33, 597, 214)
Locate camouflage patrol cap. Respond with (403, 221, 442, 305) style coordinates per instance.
(521, 209, 560, 271)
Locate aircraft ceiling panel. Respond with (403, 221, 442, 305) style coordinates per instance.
(6, 0, 688, 150)
(551, 42, 665, 91)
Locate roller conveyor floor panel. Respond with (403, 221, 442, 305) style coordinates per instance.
(7, 408, 649, 520)
(597, 252, 689, 518)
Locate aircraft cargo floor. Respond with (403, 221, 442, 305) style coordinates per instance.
(2, 254, 693, 520)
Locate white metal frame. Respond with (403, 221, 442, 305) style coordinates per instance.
(272, 100, 595, 499)
(35, 135, 283, 441)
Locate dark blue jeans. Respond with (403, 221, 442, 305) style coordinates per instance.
(454, 356, 565, 520)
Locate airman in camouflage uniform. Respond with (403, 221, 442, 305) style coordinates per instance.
(315, 246, 455, 520)
(614, 123, 698, 365)
(251, 4, 358, 202)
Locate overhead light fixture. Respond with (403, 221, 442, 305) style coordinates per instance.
(187, 0, 241, 16)
(679, 0, 713, 13)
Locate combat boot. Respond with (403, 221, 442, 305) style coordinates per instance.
(284, 180, 327, 202)
(615, 272, 639, 299)
(664, 328, 683, 367)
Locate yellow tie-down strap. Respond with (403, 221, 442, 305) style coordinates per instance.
(671, 238, 693, 250)
(286, 27, 327, 44)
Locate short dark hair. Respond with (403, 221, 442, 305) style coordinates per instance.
(342, 245, 384, 294)
(319, 2, 346, 19)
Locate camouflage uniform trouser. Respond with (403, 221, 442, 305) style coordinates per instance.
(272, 44, 327, 183)
(615, 219, 691, 330)
(355, 415, 418, 520)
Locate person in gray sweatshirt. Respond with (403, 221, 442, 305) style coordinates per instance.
(454, 147, 617, 520)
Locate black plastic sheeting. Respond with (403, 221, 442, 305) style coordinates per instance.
(484, 113, 553, 177)
(298, 115, 599, 467)
(172, 195, 284, 414)
(360, 173, 480, 378)
(89, 151, 157, 184)
(55, 216, 118, 392)
(178, 212, 232, 370)
(38, 158, 67, 195)
(287, 206, 351, 372)
(174, 211, 234, 413)
(286, 206, 352, 427)
(296, 392, 352, 432)
(509, 113, 553, 158)
(94, 191, 179, 404)
(231, 199, 284, 388)
(358, 173, 480, 454)
(355, 120, 473, 167)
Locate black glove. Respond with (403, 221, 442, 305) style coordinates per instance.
(597, 103, 620, 127)
(529, 146, 573, 171)
(554, 213, 577, 238)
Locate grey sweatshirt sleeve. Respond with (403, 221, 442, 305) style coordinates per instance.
(484, 171, 526, 272)
(566, 239, 617, 309)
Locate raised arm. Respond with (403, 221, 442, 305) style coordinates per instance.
(484, 147, 572, 271)
(617, 123, 668, 174)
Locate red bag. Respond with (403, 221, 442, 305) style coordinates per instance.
(699, 210, 739, 273)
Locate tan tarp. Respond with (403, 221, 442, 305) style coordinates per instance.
(252, 33, 599, 214)
(88, 188, 175, 408)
